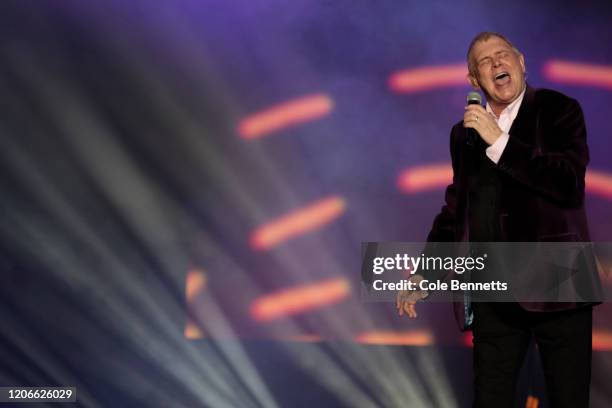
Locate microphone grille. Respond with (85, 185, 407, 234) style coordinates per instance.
(467, 91, 482, 105)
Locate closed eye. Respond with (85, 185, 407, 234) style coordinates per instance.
(497, 51, 510, 59)
(478, 57, 492, 68)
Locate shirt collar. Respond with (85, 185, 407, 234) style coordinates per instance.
(485, 86, 526, 119)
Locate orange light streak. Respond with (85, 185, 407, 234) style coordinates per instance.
(593, 330, 612, 351)
(184, 268, 207, 339)
(543, 60, 612, 89)
(389, 64, 468, 93)
(398, 166, 612, 200)
(238, 93, 333, 139)
(250, 195, 346, 250)
(186, 268, 207, 301)
(355, 330, 434, 346)
(250, 277, 350, 322)
(586, 169, 612, 199)
(184, 322, 205, 339)
(525, 395, 539, 408)
(397, 163, 452, 193)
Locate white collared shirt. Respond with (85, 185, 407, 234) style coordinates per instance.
(485, 87, 526, 163)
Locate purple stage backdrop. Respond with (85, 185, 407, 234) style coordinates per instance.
(1, 1, 612, 407)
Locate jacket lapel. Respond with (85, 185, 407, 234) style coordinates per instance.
(508, 84, 538, 145)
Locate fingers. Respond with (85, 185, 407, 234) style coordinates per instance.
(403, 301, 417, 318)
(396, 293, 404, 315)
(463, 110, 502, 146)
(463, 110, 486, 125)
(397, 284, 422, 318)
(463, 119, 477, 129)
(464, 104, 495, 122)
(397, 299, 418, 318)
(463, 111, 480, 129)
(464, 104, 486, 114)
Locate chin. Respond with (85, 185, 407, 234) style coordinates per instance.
(499, 90, 519, 100)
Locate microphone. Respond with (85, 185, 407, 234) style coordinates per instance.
(466, 91, 482, 146)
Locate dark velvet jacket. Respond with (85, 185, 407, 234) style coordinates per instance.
(426, 85, 601, 324)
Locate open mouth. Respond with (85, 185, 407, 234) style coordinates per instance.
(494, 72, 510, 84)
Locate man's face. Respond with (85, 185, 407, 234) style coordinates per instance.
(469, 37, 526, 109)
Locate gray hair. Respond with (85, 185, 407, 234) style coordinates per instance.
(466, 32, 521, 76)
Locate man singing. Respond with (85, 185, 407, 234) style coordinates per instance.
(397, 32, 599, 407)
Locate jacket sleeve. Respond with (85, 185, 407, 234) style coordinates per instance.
(496, 97, 588, 207)
(426, 126, 460, 243)
(421, 126, 461, 282)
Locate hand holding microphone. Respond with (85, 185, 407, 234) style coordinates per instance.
(464, 91, 503, 146)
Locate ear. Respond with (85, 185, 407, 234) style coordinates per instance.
(519, 53, 526, 74)
(467, 73, 480, 89)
